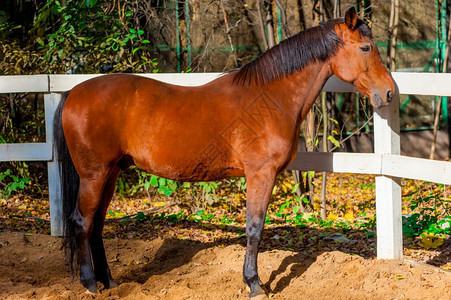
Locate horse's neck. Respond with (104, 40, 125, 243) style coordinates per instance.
(296, 63, 333, 122)
(263, 62, 333, 125)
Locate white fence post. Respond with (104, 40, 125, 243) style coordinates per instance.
(374, 94, 402, 260)
(45, 93, 63, 236)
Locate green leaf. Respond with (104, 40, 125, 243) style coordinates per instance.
(150, 175, 158, 187)
(366, 232, 375, 238)
(291, 183, 300, 193)
(143, 181, 151, 190)
(163, 187, 172, 196)
(36, 37, 45, 46)
(183, 182, 191, 188)
(135, 212, 146, 221)
(327, 135, 341, 148)
(419, 233, 445, 249)
(203, 184, 211, 193)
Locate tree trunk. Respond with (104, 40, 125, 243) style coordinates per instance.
(274, 0, 291, 38)
(306, 109, 316, 209)
(333, 0, 340, 18)
(320, 92, 328, 220)
(265, 0, 275, 48)
(388, 0, 399, 71)
(256, 0, 270, 50)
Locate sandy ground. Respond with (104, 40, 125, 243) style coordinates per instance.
(1, 232, 451, 299)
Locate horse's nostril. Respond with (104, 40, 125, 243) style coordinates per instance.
(387, 90, 393, 102)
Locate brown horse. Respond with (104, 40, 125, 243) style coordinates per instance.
(53, 7, 394, 298)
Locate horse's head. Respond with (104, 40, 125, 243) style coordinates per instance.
(330, 7, 395, 109)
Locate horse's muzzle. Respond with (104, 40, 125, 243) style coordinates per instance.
(373, 89, 393, 109)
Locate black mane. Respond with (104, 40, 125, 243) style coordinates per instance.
(232, 18, 372, 85)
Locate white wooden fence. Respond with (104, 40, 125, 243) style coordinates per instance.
(2, 72, 451, 261)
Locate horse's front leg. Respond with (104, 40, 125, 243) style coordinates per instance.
(243, 167, 277, 299)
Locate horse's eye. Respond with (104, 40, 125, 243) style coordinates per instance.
(360, 45, 371, 52)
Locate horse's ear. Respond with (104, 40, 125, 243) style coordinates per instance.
(344, 6, 358, 30)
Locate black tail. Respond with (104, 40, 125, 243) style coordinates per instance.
(53, 91, 80, 275)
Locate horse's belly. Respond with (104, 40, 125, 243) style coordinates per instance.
(128, 141, 244, 182)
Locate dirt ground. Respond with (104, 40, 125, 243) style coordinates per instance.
(0, 231, 450, 300)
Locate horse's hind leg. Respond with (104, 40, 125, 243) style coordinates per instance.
(243, 166, 277, 299)
(90, 167, 120, 289)
(74, 171, 110, 293)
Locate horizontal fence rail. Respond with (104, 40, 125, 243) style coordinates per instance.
(1, 72, 451, 260)
(3, 72, 451, 94)
(289, 152, 451, 185)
